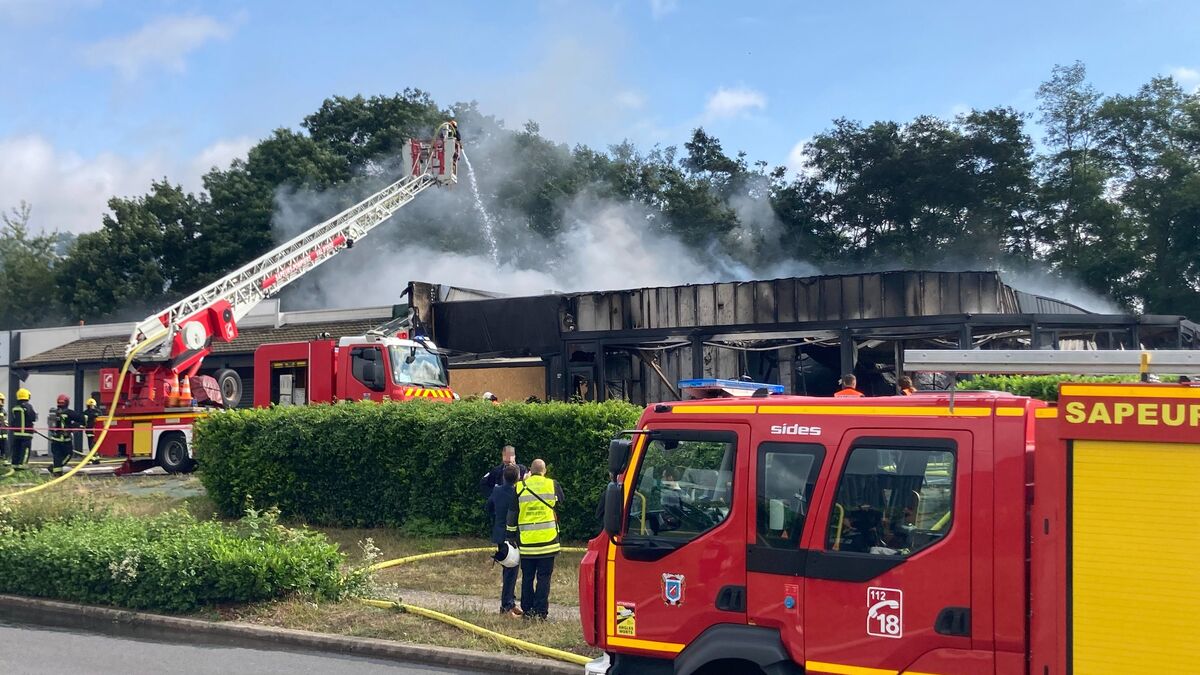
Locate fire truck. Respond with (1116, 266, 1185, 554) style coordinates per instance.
(580, 350, 1200, 675)
(95, 136, 461, 474)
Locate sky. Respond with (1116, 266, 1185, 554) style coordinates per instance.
(1, 0, 1198, 235)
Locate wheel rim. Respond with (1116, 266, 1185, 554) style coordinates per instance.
(221, 379, 238, 401)
(165, 441, 186, 466)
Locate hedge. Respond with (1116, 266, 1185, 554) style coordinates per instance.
(0, 509, 346, 612)
(956, 374, 1171, 401)
(195, 400, 642, 540)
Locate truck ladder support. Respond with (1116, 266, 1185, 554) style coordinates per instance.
(128, 170, 439, 360)
(903, 349, 1200, 375)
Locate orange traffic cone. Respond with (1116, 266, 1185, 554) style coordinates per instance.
(178, 376, 193, 407)
(167, 372, 180, 407)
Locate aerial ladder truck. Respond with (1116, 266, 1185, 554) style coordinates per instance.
(95, 135, 461, 474)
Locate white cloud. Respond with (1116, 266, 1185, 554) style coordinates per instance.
(615, 90, 646, 110)
(83, 14, 238, 79)
(649, 0, 679, 19)
(186, 136, 255, 187)
(1171, 66, 1200, 93)
(703, 85, 767, 121)
(949, 102, 971, 118)
(785, 137, 813, 177)
(0, 134, 253, 234)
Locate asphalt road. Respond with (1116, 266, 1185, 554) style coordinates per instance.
(0, 621, 483, 674)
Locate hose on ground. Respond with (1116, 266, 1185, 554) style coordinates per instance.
(0, 329, 167, 500)
(361, 545, 591, 666)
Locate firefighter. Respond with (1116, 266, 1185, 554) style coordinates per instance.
(8, 388, 36, 469)
(435, 120, 462, 174)
(898, 375, 916, 396)
(508, 458, 564, 620)
(483, 391, 500, 406)
(47, 394, 85, 476)
(83, 397, 102, 463)
(0, 392, 7, 468)
(834, 374, 864, 397)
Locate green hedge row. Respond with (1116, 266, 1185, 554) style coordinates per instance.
(0, 509, 346, 612)
(195, 401, 642, 540)
(956, 374, 1170, 401)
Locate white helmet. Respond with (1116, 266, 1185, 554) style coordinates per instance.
(494, 541, 520, 568)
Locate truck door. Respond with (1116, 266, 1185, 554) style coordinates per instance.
(607, 424, 749, 655)
(745, 441, 826, 662)
(804, 431, 975, 674)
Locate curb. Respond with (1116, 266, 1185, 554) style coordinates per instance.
(0, 594, 581, 675)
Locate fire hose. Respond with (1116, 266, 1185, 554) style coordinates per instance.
(360, 546, 590, 666)
(0, 329, 167, 499)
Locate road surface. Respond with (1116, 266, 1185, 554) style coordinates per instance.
(0, 621, 482, 674)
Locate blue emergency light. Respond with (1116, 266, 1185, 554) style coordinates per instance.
(678, 378, 785, 399)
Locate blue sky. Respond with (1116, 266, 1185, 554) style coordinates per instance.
(1, 0, 1198, 233)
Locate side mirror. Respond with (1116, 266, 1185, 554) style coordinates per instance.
(603, 482, 624, 536)
(608, 438, 633, 475)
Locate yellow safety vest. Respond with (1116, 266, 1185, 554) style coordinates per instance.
(515, 475, 560, 556)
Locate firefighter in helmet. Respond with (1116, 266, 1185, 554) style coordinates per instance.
(8, 388, 36, 469)
(0, 392, 7, 468)
(83, 397, 102, 463)
(47, 394, 85, 476)
(434, 119, 462, 176)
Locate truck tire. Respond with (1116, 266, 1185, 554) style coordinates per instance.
(214, 368, 242, 408)
(157, 432, 195, 474)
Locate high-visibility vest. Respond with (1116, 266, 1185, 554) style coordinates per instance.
(49, 409, 71, 443)
(0, 405, 6, 441)
(834, 388, 864, 398)
(515, 475, 560, 556)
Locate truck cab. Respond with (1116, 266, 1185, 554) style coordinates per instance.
(581, 380, 1040, 675)
(254, 333, 455, 406)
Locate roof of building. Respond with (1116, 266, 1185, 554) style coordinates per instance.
(16, 318, 381, 368)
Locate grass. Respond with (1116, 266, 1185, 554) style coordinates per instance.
(0, 473, 596, 660)
(223, 598, 599, 658)
(319, 527, 585, 607)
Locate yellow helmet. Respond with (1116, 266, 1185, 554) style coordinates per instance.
(0, 392, 5, 402)
(16, 388, 31, 401)
(87, 398, 97, 407)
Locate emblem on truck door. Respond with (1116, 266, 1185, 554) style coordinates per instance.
(867, 587, 903, 638)
(662, 573, 684, 606)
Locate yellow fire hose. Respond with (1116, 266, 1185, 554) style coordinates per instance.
(0, 328, 166, 500)
(362, 546, 590, 666)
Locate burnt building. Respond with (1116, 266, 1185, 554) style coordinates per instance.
(418, 271, 1199, 403)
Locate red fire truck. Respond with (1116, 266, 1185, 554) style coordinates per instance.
(580, 350, 1199, 675)
(93, 135, 461, 474)
(252, 328, 454, 407)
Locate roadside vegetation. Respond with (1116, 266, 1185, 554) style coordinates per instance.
(0, 475, 595, 659)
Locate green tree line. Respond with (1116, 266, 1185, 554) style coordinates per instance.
(1, 63, 1197, 329)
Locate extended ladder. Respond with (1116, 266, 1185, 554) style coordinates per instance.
(904, 350, 1200, 375)
(128, 169, 438, 360)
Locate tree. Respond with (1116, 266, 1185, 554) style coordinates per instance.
(1035, 62, 1139, 306)
(1098, 77, 1200, 316)
(56, 182, 207, 321)
(0, 202, 61, 329)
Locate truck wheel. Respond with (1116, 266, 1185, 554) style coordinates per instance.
(214, 368, 242, 408)
(157, 432, 194, 474)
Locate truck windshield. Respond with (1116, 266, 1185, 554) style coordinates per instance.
(389, 346, 449, 387)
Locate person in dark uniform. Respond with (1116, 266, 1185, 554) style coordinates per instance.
(0, 392, 7, 468)
(478, 445, 527, 498)
(47, 394, 85, 476)
(486, 464, 522, 616)
(82, 397, 102, 463)
(9, 388, 36, 469)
